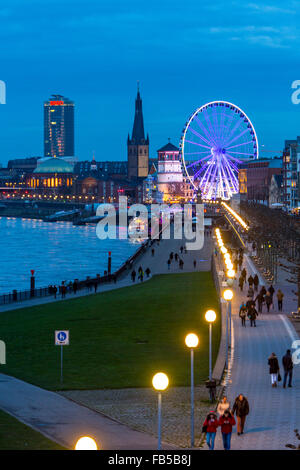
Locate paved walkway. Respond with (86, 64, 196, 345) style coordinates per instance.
(213, 250, 300, 450)
(0, 373, 175, 450)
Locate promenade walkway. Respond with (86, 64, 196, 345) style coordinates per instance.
(213, 251, 300, 450)
(1, 234, 211, 313)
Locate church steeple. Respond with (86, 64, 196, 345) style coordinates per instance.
(130, 84, 148, 145)
(127, 84, 149, 179)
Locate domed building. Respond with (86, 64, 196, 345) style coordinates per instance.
(28, 157, 74, 194)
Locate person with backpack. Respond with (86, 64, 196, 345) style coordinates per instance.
(282, 349, 293, 388)
(239, 303, 247, 327)
(238, 276, 244, 291)
(248, 305, 258, 327)
(202, 411, 219, 450)
(232, 394, 249, 435)
(268, 352, 280, 388)
(255, 291, 264, 313)
(218, 410, 236, 450)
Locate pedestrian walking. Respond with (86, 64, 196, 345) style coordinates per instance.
(253, 274, 259, 292)
(232, 394, 249, 435)
(151, 248, 155, 257)
(217, 396, 231, 416)
(268, 285, 275, 298)
(238, 258, 243, 271)
(219, 410, 236, 450)
(282, 349, 293, 388)
(238, 276, 244, 291)
(277, 289, 284, 311)
(265, 291, 272, 312)
(180, 246, 183, 254)
(139, 270, 144, 282)
(260, 286, 266, 296)
(53, 285, 57, 299)
(241, 268, 247, 281)
(73, 280, 78, 295)
(255, 291, 264, 313)
(193, 260, 196, 269)
(145, 267, 151, 278)
(167, 259, 171, 270)
(131, 270, 136, 282)
(170, 252, 174, 260)
(175, 253, 178, 261)
(248, 305, 257, 327)
(247, 286, 254, 300)
(94, 281, 98, 293)
(239, 303, 247, 327)
(202, 411, 219, 450)
(268, 352, 280, 387)
(248, 275, 254, 287)
(61, 283, 66, 299)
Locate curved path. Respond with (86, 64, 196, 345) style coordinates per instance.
(214, 254, 300, 450)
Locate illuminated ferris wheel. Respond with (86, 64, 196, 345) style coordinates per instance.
(180, 101, 258, 200)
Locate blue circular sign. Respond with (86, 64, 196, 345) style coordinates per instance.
(58, 331, 67, 342)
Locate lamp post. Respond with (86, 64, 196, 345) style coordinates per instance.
(185, 333, 199, 448)
(152, 372, 169, 450)
(205, 310, 216, 381)
(223, 289, 234, 367)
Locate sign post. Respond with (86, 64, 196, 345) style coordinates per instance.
(55, 330, 69, 384)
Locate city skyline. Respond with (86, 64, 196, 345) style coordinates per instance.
(0, 1, 300, 165)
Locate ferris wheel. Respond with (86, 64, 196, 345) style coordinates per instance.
(180, 101, 258, 200)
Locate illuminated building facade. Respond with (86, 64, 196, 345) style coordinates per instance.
(29, 157, 74, 194)
(283, 138, 300, 212)
(44, 95, 74, 157)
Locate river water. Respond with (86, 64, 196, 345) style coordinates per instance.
(0, 217, 139, 294)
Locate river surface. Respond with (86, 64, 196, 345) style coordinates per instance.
(0, 217, 139, 294)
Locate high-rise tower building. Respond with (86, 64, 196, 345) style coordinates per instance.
(44, 95, 74, 158)
(127, 86, 149, 179)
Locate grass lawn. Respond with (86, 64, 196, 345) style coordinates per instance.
(0, 272, 220, 390)
(0, 409, 65, 450)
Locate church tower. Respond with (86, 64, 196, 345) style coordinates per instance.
(127, 85, 149, 179)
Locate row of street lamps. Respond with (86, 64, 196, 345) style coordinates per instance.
(152, 308, 217, 450)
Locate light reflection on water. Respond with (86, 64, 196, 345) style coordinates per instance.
(0, 217, 138, 294)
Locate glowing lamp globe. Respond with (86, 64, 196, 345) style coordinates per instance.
(223, 289, 234, 301)
(205, 310, 217, 323)
(220, 247, 227, 254)
(185, 333, 199, 348)
(152, 372, 169, 391)
(75, 436, 98, 450)
(227, 269, 235, 278)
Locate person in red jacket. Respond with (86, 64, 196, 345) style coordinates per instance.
(218, 410, 236, 450)
(202, 411, 219, 450)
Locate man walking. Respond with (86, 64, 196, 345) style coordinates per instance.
(282, 349, 293, 388)
(232, 394, 249, 435)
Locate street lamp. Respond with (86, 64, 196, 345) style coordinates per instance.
(185, 333, 199, 448)
(223, 289, 234, 368)
(205, 310, 216, 381)
(75, 436, 98, 450)
(152, 372, 169, 450)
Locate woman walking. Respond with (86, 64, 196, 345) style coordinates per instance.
(239, 303, 247, 327)
(268, 352, 280, 387)
(219, 410, 236, 450)
(217, 396, 230, 416)
(202, 411, 219, 450)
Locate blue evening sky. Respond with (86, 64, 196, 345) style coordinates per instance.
(0, 0, 299, 165)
